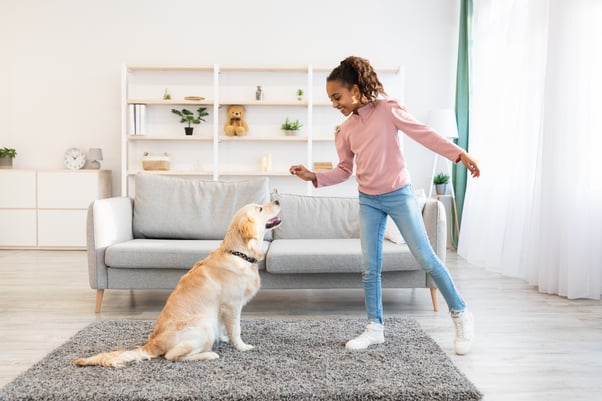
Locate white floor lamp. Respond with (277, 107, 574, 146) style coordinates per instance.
(428, 109, 460, 239)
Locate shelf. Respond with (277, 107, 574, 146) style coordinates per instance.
(128, 135, 213, 142)
(127, 170, 293, 177)
(127, 64, 214, 72)
(218, 135, 307, 142)
(128, 99, 212, 106)
(218, 171, 293, 176)
(313, 65, 401, 73)
(127, 170, 213, 176)
(219, 65, 308, 73)
(219, 100, 308, 107)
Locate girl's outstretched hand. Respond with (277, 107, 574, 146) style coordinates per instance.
(459, 152, 481, 178)
(289, 164, 317, 183)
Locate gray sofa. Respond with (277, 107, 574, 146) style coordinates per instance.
(87, 174, 447, 313)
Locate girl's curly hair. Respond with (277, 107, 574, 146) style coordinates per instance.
(327, 56, 387, 101)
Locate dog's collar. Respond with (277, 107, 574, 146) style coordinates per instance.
(228, 250, 258, 264)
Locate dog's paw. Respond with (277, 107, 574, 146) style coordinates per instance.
(235, 343, 255, 351)
(219, 335, 230, 343)
(182, 351, 219, 361)
(203, 352, 219, 361)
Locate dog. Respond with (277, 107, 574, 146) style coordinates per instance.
(75, 200, 281, 367)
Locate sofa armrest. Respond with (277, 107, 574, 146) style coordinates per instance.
(422, 198, 447, 263)
(86, 197, 134, 289)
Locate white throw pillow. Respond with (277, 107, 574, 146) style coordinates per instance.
(383, 188, 427, 244)
(384, 216, 405, 244)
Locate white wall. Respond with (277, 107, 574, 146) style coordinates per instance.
(0, 0, 459, 195)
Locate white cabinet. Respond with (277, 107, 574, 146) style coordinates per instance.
(0, 170, 37, 247)
(122, 64, 403, 198)
(0, 170, 112, 249)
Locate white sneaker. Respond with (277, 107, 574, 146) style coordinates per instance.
(345, 322, 384, 350)
(451, 310, 474, 355)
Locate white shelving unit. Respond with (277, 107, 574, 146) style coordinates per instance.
(122, 64, 403, 197)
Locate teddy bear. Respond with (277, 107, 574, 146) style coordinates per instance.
(224, 105, 249, 136)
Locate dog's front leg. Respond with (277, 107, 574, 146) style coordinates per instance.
(217, 320, 229, 343)
(220, 305, 254, 351)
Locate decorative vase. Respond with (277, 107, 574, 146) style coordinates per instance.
(435, 184, 448, 195)
(185, 127, 193, 136)
(283, 130, 298, 136)
(0, 156, 13, 169)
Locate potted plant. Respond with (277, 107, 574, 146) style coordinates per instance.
(296, 88, 304, 101)
(433, 172, 450, 195)
(171, 107, 209, 135)
(0, 147, 17, 169)
(281, 117, 303, 136)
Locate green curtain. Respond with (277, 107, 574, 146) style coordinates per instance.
(452, 0, 472, 248)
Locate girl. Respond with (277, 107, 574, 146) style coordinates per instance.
(289, 56, 480, 355)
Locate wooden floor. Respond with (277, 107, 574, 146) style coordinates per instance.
(0, 249, 600, 400)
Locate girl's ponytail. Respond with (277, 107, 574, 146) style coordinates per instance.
(327, 56, 386, 101)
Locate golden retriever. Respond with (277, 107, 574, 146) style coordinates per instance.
(75, 200, 281, 367)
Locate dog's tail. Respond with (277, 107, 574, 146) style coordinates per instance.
(74, 343, 160, 368)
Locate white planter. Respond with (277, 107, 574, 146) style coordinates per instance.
(435, 183, 448, 195)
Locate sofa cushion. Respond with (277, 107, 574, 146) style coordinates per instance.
(106, 239, 221, 269)
(270, 193, 360, 239)
(265, 239, 420, 274)
(133, 175, 269, 240)
(105, 239, 269, 271)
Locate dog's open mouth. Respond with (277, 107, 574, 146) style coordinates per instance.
(265, 216, 282, 229)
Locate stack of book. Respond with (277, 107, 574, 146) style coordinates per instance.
(128, 104, 146, 135)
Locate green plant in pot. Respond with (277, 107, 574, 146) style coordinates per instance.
(433, 172, 450, 195)
(171, 107, 209, 135)
(281, 117, 303, 136)
(0, 147, 17, 169)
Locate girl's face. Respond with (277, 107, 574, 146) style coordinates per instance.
(326, 80, 362, 116)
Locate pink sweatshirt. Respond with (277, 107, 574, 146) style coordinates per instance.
(315, 99, 464, 195)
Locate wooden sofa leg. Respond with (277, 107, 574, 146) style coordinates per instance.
(430, 288, 439, 312)
(95, 290, 104, 313)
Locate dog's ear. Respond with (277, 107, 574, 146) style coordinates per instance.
(238, 216, 264, 260)
(238, 216, 257, 240)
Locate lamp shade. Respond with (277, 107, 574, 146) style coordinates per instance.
(88, 148, 103, 161)
(428, 109, 458, 139)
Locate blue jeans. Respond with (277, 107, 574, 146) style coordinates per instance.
(359, 185, 466, 324)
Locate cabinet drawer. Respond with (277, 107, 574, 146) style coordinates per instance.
(0, 171, 36, 208)
(37, 171, 108, 209)
(37, 210, 87, 247)
(0, 210, 37, 246)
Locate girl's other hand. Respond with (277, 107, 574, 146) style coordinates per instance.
(459, 153, 481, 178)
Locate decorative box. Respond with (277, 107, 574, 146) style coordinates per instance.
(142, 152, 170, 171)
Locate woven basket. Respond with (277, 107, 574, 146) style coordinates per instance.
(142, 152, 170, 171)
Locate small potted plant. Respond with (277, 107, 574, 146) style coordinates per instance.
(0, 147, 17, 169)
(171, 107, 209, 135)
(296, 88, 304, 101)
(281, 117, 303, 136)
(433, 172, 450, 195)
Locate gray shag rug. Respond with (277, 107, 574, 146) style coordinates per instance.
(0, 318, 482, 401)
